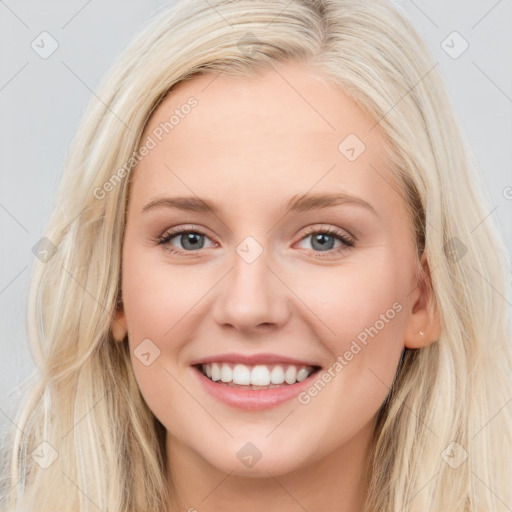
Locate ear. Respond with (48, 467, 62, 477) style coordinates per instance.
(404, 252, 442, 349)
(111, 294, 128, 342)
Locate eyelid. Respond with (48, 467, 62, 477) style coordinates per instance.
(298, 224, 355, 244)
(158, 224, 215, 241)
(155, 225, 217, 254)
(156, 223, 355, 257)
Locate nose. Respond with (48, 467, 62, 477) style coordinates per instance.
(211, 241, 291, 334)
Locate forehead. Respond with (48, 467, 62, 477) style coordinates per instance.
(131, 61, 405, 218)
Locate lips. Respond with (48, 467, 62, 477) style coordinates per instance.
(190, 353, 321, 388)
(189, 352, 322, 368)
(193, 364, 321, 410)
(190, 352, 322, 410)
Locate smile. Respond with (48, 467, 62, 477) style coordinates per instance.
(199, 362, 318, 388)
(192, 358, 322, 410)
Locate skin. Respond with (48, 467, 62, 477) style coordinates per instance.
(112, 60, 440, 512)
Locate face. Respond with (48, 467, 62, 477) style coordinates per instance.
(114, 60, 431, 477)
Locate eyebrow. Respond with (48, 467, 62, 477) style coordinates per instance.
(141, 192, 378, 217)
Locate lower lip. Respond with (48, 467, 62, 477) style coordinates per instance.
(193, 366, 319, 410)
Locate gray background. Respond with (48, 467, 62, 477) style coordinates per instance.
(1, 0, 511, 434)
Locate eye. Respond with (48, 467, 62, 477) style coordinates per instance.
(155, 224, 355, 258)
(296, 226, 355, 257)
(157, 226, 216, 255)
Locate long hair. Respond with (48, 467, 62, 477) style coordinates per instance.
(2, 1, 511, 510)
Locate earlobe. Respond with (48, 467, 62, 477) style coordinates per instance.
(111, 299, 128, 342)
(404, 252, 442, 349)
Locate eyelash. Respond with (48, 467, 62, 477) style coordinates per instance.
(156, 225, 355, 259)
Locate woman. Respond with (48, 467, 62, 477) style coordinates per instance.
(2, 0, 511, 510)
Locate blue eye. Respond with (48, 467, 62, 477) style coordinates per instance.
(297, 226, 355, 257)
(158, 229, 214, 253)
(172, 232, 206, 250)
(156, 225, 355, 258)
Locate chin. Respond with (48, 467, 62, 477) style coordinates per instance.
(196, 438, 313, 477)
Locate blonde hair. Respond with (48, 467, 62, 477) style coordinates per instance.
(2, 0, 511, 510)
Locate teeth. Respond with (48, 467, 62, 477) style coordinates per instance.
(251, 365, 270, 386)
(211, 362, 221, 381)
(284, 365, 297, 384)
(296, 368, 309, 382)
(232, 364, 251, 385)
(220, 365, 232, 382)
(200, 362, 315, 386)
(270, 365, 285, 384)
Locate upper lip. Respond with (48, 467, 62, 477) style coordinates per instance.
(190, 352, 322, 368)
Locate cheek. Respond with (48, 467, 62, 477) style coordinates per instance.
(291, 277, 405, 453)
(121, 245, 212, 341)
(294, 254, 408, 403)
(299, 254, 407, 345)
(119, 246, 202, 406)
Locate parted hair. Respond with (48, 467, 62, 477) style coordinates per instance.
(1, 1, 511, 510)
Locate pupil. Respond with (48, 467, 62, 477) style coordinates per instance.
(182, 232, 203, 250)
(312, 234, 334, 251)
